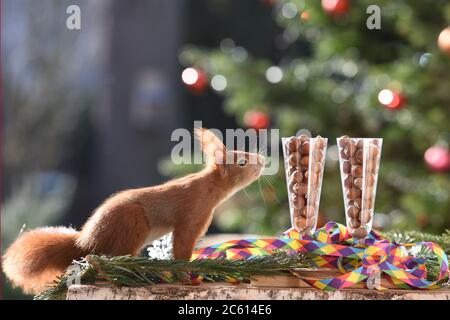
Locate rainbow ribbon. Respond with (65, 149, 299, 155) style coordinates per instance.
(191, 221, 449, 290)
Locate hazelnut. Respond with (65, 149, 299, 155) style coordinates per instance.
(351, 165, 363, 178)
(299, 165, 309, 172)
(299, 206, 308, 218)
(338, 136, 350, 148)
(312, 172, 321, 186)
(290, 170, 303, 183)
(365, 174, 375, 187)
(356, 139, 364, 149)
(313, 150, 324, 162)
(297, 135, 309, 143)
(292, 194, 305, 209)
(372, 156, 380, 168)
(369, 144, 380, 158)
(365, 161, 375, 174)
(297, 183, 308, 195)
(294, 216, 313, 230)
(299, 142, 310, 155)
(344, 141, 357, 158)
(293, 216, 302, 229)
(312, 162, 322, 174)
(353, 178, 363, 189)
(346, 188, 362, 200)
(289, 179, 297, 192)
(293, 221, 303, 231)
(363, 184, 374, 197)
(303, 170, 309, 183)
(300, 156, 309, 167)
(355, 149, 364, 164)
(362, 197, 373, 209)
(286, 137, 298, 152)
(349, 157, 359, 165)
(349, 218, 361, 229)
(347, 205, 360, 219)
(288, 153, 299, 166)
(315, 136, 326, 149)
(292, 206, 302, 218)
(340, 149, 349, 160)
(308, 191, 319, 206)
(352, 228, 368, 239)
(342, 161, 351, 174)
(287, 166, 296, 177)
(361, 209, 373, 224)
(344, 175, 354, 188)
(305, 205, 318, 218)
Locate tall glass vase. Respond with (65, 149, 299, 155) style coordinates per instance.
(282, 135, 327, 235)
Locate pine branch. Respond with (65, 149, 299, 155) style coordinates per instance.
(382, 229, 450, 254)
(34, 251, 313, 300)
(34, 260, 97, 300)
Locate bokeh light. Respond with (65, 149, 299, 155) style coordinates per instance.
(211, 75, 227, 91)
(281, 2, 298, 19)
(419, 53, 432, 67)
(181, 67, 199, 85)
(265, 66, 283, 83)
(378, 89, 394, 105)
(231, 46, 248, 62)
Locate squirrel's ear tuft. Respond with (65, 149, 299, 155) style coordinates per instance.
(195, 128, 227, 164)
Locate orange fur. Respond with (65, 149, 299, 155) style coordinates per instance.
(2, 227, 83, 294)
(2, 128, 265, 293)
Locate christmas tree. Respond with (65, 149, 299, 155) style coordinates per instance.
(175, 0, 450, 234)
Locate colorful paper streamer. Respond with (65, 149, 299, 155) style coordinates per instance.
(191, 221, 449, 290)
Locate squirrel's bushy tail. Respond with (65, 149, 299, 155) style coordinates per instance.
(2, 227, 83, 294)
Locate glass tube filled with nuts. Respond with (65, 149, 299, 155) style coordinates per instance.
(337, 137, 382, 241)
(282, 135, 327, 235)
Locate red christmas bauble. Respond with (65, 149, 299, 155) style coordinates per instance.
(244, 111, 270, 130)
(377, 89, 406, 110)
(322, 0, 350, 16)
(181, 67, 208, 94)
(424, 145, 450, 172)
(438, 26, 450, 56)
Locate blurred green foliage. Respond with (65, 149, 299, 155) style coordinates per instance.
(175, 0, 450, 234)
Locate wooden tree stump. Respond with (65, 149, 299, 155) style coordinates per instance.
(67, 283, 450, 300)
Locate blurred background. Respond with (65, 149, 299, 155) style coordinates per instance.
(2, 0, 450, 298)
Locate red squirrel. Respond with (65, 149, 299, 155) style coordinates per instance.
(2, 128, 266, 294)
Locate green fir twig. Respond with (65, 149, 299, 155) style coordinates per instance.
(34, 252, 313, 300)
(382, 230, 450, 254)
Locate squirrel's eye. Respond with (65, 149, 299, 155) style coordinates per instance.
(237, 158, 247, 167)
